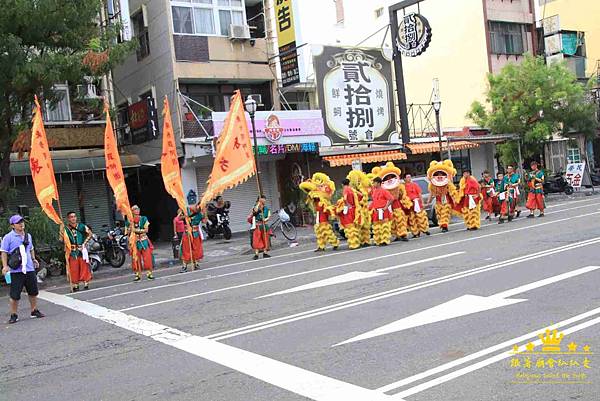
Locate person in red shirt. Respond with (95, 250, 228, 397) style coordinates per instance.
(337, 179, 361, 249)
(369, 177, 394, 246)
(404, 174, 430, 237)
(458, 170, 482, 230)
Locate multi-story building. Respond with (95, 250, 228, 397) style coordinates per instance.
(111, 0, 333, 235)
(535, 0, 600, 172)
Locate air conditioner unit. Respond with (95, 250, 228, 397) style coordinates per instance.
(229, 24, 251, 40)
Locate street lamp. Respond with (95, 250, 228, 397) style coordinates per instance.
(432, 78, 444, 161)
(244, 95, 263, 196)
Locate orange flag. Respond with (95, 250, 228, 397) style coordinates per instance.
(103, 104, 137, 259)
(160, 96, 187, 212)
(200, 90, 256, 208)
(30, 96, 62, 225)
(30, 96, 71, 264)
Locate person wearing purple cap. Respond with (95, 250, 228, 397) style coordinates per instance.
(1, 215, 45, 324)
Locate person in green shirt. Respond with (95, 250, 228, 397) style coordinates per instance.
(180, 204, 205, 273)
(125, 205, 154, 281)
(499, 165, 522, 223)
(64, 212, 93, 291)
(525, 161, 545, 217)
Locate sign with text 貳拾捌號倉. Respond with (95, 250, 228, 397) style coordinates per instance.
(314, 46, 395, 144)
(396, 13, 432, 58)
(275, 0, 300, 87)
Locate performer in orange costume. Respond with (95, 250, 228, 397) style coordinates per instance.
(125, 205, 154, 281)
(404, 174, 430, 237)
(458, 170, 482, 230)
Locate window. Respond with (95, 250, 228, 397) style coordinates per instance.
(171, 0, 245, 36)
(489, 21, 528, 55)
(44, 84, 71, 122)
(567, 147, 581, 163)
(132, 9, 150, 60)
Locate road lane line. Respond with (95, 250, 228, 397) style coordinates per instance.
(117, 253, 463, 311)
(69, 198, 600, 296)
(208, 235, 600, 340)
(108, 208, 599, 309)
(37, 291, 393, 401)
(335, 265, 600, 346)
(387, 312, 600, 399)
(377, 306, 600, 393)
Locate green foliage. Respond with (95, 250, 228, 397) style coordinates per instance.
(467, 55, 598, 166)
(0, 208, 61, 250)
(0, 0, 135, 207)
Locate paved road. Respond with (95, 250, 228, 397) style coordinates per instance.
(2, 197, 600, 401)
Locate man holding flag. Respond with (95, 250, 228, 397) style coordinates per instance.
(125, 205, 155, 281)
(161, 97, 205, 272)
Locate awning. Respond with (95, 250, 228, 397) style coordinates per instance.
(406, 140, 479, 155)
(9, 149, 142, 177)
(323, 150, 408, 167)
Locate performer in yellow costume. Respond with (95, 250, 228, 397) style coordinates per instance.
(426, 160, 460, 233)
(372, 162, 412, 242)
(457, 169, 482, 230)
(340, 170, 370, 249)
(300, 173, 340, 252)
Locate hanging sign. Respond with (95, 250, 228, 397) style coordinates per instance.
(396, 13, 432, 57)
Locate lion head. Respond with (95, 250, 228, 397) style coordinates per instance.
(346, 170, 370, 194)
(426, 160, 456, 188)
(299, 172, 335, 202)
(371, 162, 402, 196)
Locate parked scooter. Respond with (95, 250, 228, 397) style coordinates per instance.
(543, 171, 574, 195)
(86, 231, 126, 272)
(204, 198, 232, 240)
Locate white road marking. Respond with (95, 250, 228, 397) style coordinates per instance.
(335, 265, 600, 346)
(208, 235, 600, 341)
(37, 291, 393, 401)
(116, 210, 600, 312)
(388, 313, 600, 399)
(117, 253, 461, 311)
(71, 198, 599, 296)
(257, 253, 464, 298)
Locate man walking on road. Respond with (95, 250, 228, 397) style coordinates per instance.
(1, 215, 45, 324)
(404, 174, 430, 238)
(125, 205, 155, 281)
(499, 165, 522, 224)
(369, 177, 394, 246)
(64, 211, 93, 291)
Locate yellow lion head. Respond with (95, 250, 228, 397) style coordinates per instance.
(299, 172, 335, 202)
(346, 170, 370, 194)
(426, 160, 456, 188)
(371, 162, 402, 193)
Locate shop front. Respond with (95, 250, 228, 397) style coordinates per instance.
(182, 110, 330, 233)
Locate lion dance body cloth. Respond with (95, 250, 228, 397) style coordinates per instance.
(458, 175, 482, 230)
(372, 163, 412, 241)
(300, 173, 340, 251)
(340, 171, 370, 249)
(426, 160, 459, 232)
(348, 171, 372, 247)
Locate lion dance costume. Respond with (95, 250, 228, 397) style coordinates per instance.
(339, 170, 370, 249)
(300, 173, 340, 251)
(426, 160, 459, 232)
(458, 174, 482, 230)
(372, 162, 412, 242)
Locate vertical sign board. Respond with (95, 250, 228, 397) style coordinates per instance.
(275, 0, 300, 87)
(565, 162, 587, 189)
(119, 0, 132, 41)
(314, 46, 396, 144)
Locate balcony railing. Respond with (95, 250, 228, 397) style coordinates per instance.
(407, 103, 438, 139)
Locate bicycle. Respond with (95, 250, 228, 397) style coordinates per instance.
(269, 209, 297, 241)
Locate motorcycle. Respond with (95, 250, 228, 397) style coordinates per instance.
(543, 171, 574, 195)
(204, 201, 232, 240)
(86, 232, 126, 272)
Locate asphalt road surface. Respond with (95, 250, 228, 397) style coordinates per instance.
(2, 197, 600, 401)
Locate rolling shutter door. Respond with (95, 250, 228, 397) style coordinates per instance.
(81, 176, 113, 233)
(196, 161, 281, 233)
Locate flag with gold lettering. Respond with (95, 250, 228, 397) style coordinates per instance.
(200, 90, 256, 207)
(160, 97, 186, 211)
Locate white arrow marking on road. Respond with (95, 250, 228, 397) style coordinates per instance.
(257, 252, 465, 299)
(334, 265, 600, 346)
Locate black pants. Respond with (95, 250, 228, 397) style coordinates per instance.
(9, 271, 39, 301)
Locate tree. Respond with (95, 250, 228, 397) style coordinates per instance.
(468, 55, 598, 167)
(0, 0, 135, 210)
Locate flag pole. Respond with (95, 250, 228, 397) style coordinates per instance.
(55, 199, 73, 291)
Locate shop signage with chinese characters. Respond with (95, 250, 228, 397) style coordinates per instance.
(128, 97, 159, 144)
(566, 162, 585, 188)
(275, 0, 300, 87)
(314, 46, 395, 144)
(253, 142, 318, 155)
(396, 13, 432, 57)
